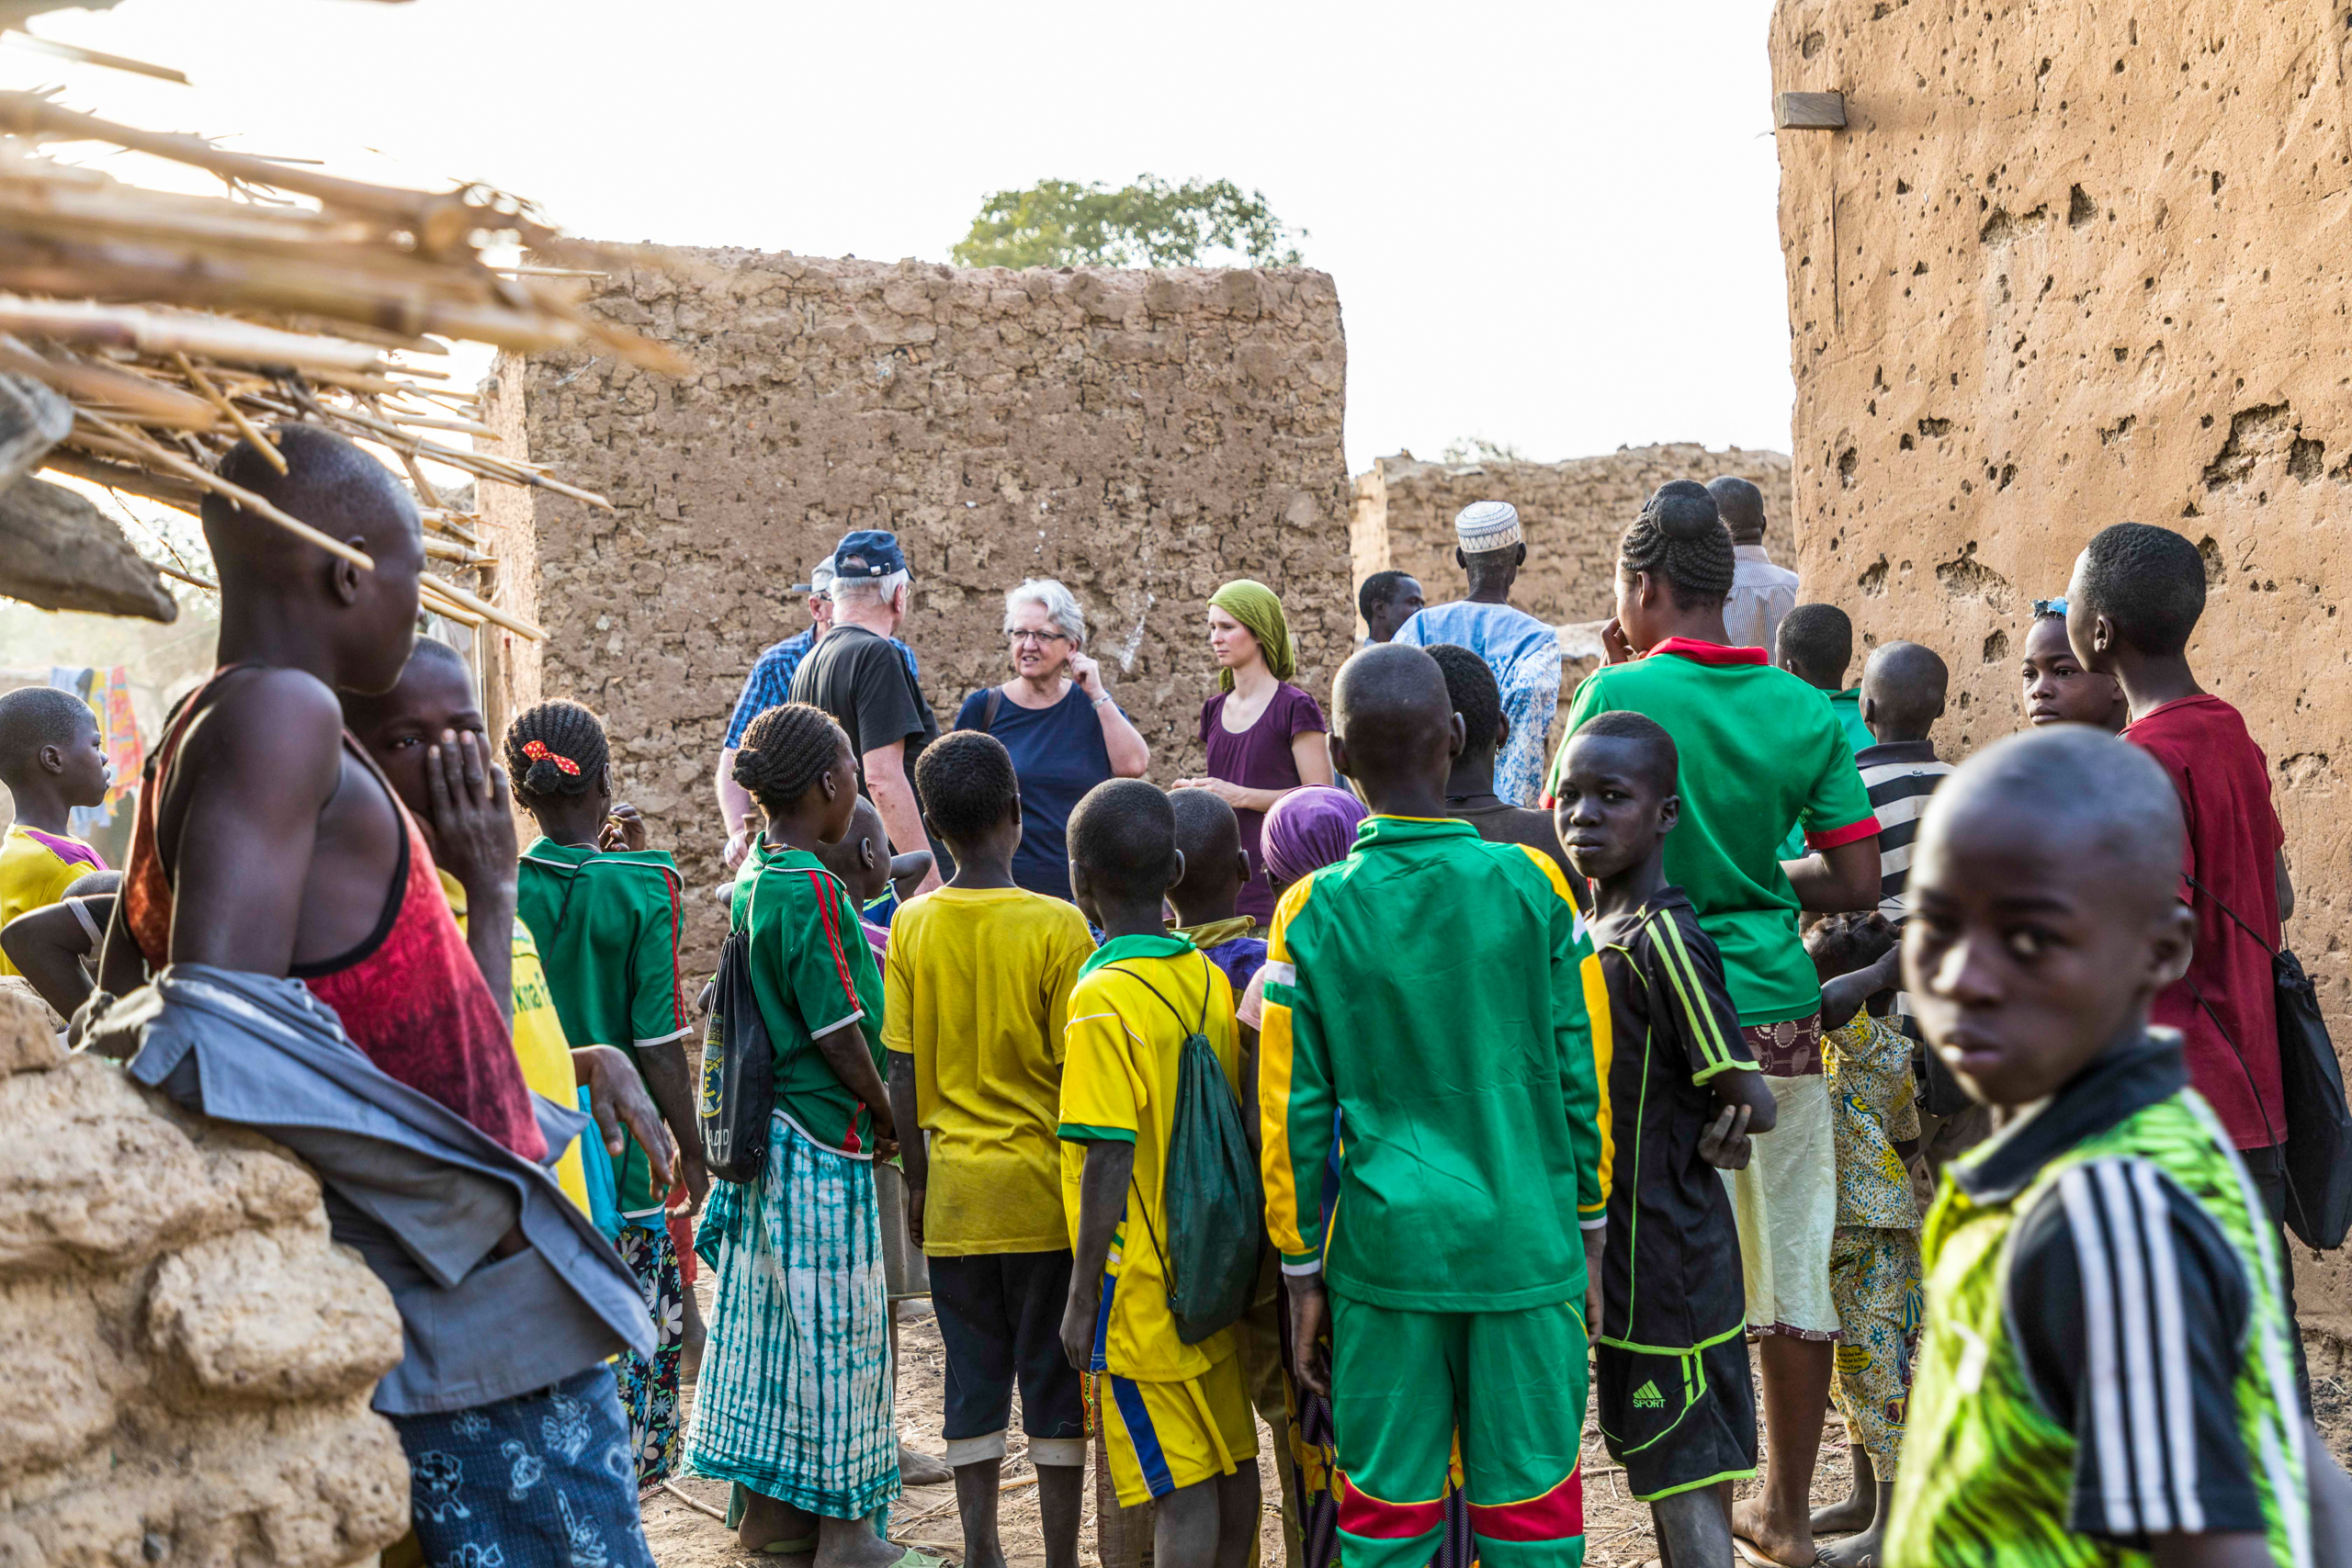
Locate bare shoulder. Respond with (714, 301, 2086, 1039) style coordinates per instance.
(174, 668, 345, 783)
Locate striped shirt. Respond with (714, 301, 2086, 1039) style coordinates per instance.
(1855, 739, 1955, 916)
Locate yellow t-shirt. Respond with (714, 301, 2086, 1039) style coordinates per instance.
(883, 886, 1094, 1255)
(1057, 936, 1241, 1382)
(0, 823, 105, 978)
(439, 870, 591, 1214)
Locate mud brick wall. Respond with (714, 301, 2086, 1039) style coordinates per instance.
(1351, 446, 1796, 629)
(0, 986, 408, 1566)
(479, 249, 1351, 969)
(1770, 0, 2352, 1335)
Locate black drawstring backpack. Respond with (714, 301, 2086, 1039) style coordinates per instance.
(699, 876, 777, 1185)
(1106, 957, 1264, 1343)
(2184, 873, 2352, 1251)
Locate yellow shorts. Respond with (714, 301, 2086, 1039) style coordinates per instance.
(1090, 1349, 1259, 1506)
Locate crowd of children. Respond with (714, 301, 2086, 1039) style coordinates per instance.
(10, 427, 2352, 1568)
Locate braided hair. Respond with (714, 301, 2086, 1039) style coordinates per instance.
(503, 699, 609, 799)
(733, 703, 847, 815)
(1618, 479, 1736, 609)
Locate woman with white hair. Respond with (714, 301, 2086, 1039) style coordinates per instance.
(953, 579, 1149, 898)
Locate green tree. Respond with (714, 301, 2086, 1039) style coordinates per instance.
(951, 176, 1306, 270)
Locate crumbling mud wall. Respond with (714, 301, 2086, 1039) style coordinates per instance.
(0, 986, 408, 1567)
(1351, 446, 1795, 629)
(1770, 0, 2352, 1334)
(480, 250, 1351, 967)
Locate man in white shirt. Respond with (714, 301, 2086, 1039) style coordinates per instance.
(1711, 475, 1800, 654)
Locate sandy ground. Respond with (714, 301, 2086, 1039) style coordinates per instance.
(644, 1274, 2352, 1568)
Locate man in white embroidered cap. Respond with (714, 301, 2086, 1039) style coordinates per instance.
(1391, 500, 1563, 807)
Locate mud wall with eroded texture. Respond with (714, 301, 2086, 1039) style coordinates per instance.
(480, 250, 1351, 970)
(1770, 0, 2352, 1334)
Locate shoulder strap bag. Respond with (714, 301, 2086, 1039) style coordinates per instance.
(2183, 872, 2351, 1251)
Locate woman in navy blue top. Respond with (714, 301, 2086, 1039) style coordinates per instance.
(953, 579, 1151, 897)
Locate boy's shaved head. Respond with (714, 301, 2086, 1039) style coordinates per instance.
(202, 425, 424, 696)
(1333, 644, 1459, 786)
(1776, 603, 1853, 685)
(1566, 710, 1678, 794)
(1069, 778, 1182, 905)
(815, 795, 894, 906)
(1706, 475, 1767, 545)
(1904, 727, 2194, 1109)
(1426, 643, 1503, 755)
(2072, 522, 2206, 658)
(0, 686, 95, 784)
(1170, 786, 1242, 873)
(1924, 727, 2182, 905)
(1861, 640, 1949, 739)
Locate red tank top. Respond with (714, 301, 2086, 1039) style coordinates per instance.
(125, 669, 547, 1160)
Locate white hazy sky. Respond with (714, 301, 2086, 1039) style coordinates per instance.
(14, 0, 1794, 475)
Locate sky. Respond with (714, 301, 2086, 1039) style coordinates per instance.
(9, 0, 1795, 475)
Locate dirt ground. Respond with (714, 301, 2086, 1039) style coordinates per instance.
(644, 1276, 2352, 1568)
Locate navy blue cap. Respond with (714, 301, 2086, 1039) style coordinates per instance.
(832, 529, 907, 579)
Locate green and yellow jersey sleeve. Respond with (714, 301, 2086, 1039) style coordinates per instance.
(1260, 873, 1336, 1270)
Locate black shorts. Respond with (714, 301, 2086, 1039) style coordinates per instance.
(1594, 1330, 1758, 1502)
(928, 1249, 1087, 1466)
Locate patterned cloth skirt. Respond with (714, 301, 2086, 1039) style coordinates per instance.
(616, 1221, 684, 1488)
(684, 1114, 899, 1519)
(391, 1362, 657, 1568)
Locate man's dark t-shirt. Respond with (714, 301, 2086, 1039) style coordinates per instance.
(788, 625, 939, 797)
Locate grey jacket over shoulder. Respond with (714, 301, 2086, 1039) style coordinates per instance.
(97, 964, 652, 1416)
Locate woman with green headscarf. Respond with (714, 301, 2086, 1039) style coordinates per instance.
(1171, 579, 1334, 920)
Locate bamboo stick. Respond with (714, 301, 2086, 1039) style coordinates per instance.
(0, 91, 488, 254)
(423, 536, 495, 565)
(40, 448, 207, 511)
(421, 570, 543, 640)
(0, 333, 219, 427)
(153, 559, 217, 592)
(421, 594, 486, 628)
(0, 297, 385, 373)
(381, 410, 499, 438)
(175, 353, 286, 472)
(74, 409, 374, 570)
(0, 30, 191, 85)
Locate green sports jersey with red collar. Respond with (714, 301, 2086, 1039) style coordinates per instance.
(1261, 814, 1609, 1312)
(516, 836, 688, 1214)
(1546, 638, 1878, 1026)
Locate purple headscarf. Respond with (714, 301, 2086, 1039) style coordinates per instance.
(1261, 786, 1370, 889)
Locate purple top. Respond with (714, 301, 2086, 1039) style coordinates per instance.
(1199, 682, 1329, 919)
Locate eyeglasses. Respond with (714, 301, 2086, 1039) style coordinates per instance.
(1009, 628, 1071, 647)
(2030, 596, 2068, 617)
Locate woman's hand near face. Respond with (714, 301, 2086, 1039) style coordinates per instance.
(1067, 650, 1105, 698)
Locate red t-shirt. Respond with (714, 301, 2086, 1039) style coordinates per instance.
(2127, 694, 2285, 1150)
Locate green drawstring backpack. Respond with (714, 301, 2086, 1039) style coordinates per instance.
(1107, 955, 1264, 1344)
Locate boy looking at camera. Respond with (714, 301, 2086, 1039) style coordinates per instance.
(1886, 727, 2352, 1567)
(1556, 710, 1777, 1568)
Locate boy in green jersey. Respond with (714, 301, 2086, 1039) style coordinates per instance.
(1887, 726, 2352, 1567)
(1266, 644, 1606, 1568)
(1544, 483, 1880, 1567)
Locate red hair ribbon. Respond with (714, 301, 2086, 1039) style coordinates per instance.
(522, 739, 582, 777)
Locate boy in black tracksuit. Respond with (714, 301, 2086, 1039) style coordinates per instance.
(1555, 710, 1780, 1568)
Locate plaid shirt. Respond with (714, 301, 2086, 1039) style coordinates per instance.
(725, 630, 920, 748)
